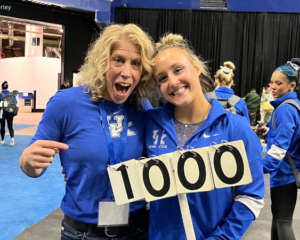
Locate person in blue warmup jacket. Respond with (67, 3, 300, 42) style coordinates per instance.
(145, 33, 265, 240)
(19, 24, 154, 240)
(257, 59, 300, 240)
(207, 62, 250, 122)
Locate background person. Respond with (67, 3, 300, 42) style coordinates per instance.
(0, 81, 17, 146)
(145, 33, 264, 240)
(243, 88, 261, 126)
(19, 24, 155, 240)
(60, 79, 70, 90)
(257, 59, 300, 240)
(207, 62, 250, 122)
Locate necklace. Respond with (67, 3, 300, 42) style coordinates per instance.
(103, 100, 122, 116)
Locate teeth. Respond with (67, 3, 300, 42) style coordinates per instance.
(173, 87, 186, 95)
(117, 83, 131, 87)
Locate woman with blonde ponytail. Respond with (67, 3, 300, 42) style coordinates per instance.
(207, 61, 250, 122)
(145, 33, 264, 239)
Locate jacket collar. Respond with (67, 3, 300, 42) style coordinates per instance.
(270, 92, 297, 108)
(215, 86, 234, 94)
(152, 99, 228, 145)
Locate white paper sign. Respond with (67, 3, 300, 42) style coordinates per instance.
(107, 160, 144, 205)
(98, 201, 129, 227)
(173, 148, 214, 194)
(137, 154, 177, 202)
(108, 140, 253, 205)
(208, 140, 252, 188)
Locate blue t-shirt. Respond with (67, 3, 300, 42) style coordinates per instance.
(29, 86, 150, 224)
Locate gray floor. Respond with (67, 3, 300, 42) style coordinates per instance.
(14, 175, 300, 240)
(243, 175, 300, 240)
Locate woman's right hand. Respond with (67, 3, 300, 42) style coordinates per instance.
(19, 140, 69, 177)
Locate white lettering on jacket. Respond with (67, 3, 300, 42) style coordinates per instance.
(149, 130, 167, 148)
(105, 115, 135, 138)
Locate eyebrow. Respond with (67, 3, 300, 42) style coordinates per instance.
(112, 53, 141, 61)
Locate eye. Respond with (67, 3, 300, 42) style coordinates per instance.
(158, 75, 167, 83)
(114, 58, 122, 63)
(174, 67, 183, 74)
(112, 57, 124, 66)
(132, 60, 141, 66)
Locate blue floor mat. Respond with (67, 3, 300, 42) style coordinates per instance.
(0, 135, 65, 240)
(262, 146, 267, 152)
(5, 124, 35, 133)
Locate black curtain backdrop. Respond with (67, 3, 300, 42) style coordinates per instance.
(115, 8, 300, 97)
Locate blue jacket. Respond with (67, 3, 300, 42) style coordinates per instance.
(263, 92, 300, 188)
(145, 99, 264, 240)
(206, 87, 250, 122)
(29, 86, 150, 224)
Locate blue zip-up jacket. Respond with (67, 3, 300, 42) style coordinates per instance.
(29, 86, 151, 224)
(206, 87, 250, 122)
(145, 99, 264, 240)
(263, 92, 300, 188)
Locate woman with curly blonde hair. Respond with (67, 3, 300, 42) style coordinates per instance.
(207, 62, 250, 121)
(19, 24, 155, 240)
(78, 24, 155, 109)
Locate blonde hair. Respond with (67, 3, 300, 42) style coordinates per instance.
(216, 61, 235, 86)
(77, 24, 156, 110)
(155, 33, 213, 93)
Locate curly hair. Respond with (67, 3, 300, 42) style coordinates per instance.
(154, 33, 213, 94)
(215, 61, 235, 86)
(77, 24, 156, 110)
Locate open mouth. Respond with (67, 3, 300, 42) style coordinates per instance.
(115, 83, 131, 95)
(172, 87, 186, 96)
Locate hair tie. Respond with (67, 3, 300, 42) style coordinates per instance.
(2, 81, 8, 88)
(286, 61, 300, 71)
(220, 66, 232, 74)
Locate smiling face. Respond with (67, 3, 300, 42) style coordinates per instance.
(153, 48, 202, 108)
(270, 71, 296, 99)
(103, 40, 143, 104)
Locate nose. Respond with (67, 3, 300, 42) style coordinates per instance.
(121, 63, 131, 79)
(168, 75, 180, 88)
(270, 83, 275, 90)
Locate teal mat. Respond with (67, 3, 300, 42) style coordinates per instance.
(262, 146, 267, 152)
(0, 135, 65, 240)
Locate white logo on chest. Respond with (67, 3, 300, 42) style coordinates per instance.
(149, 130, 167, 148)
(106, 115, 135, 138)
